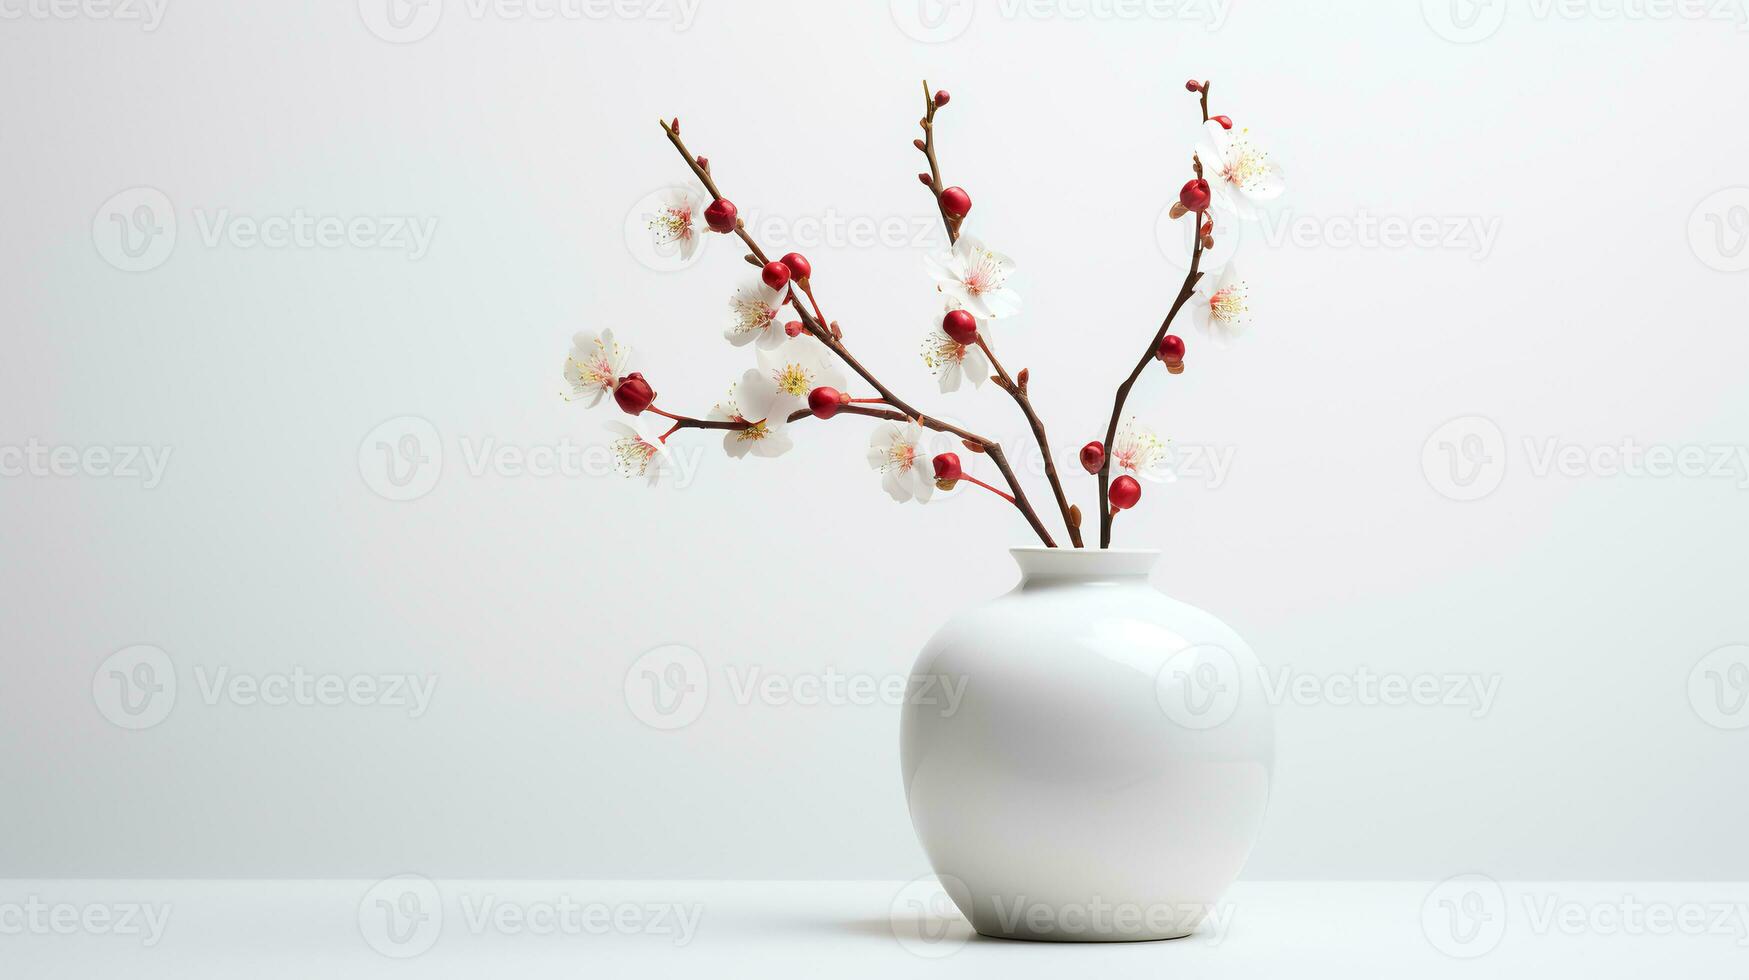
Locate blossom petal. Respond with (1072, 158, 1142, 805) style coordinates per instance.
(909, 467, 935, 504)
(723, 429, 755, 458)
(753, 428, 794, 458)
(962, 344, 990, 389)
(937, 358, 963, 394)
(881, 467, 911, 502)
(978, 288, 1023, 319)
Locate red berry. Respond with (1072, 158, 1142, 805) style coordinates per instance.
(1157, 334, 1186, 364)
(939, 186, 972, 218)
(761, 260, 791, 290)
(933, 452, 962, 482)
(704, 198, 737, 233)
(1212, 115, 1233, 130)
(942, 309, 978, 346)
(780, 252, 811, 281)
(808, 387, 842, 419)
(933, 89, 951, 107)
(1079, 441, 1105, 475)
(1185, 79, 1202, 92)
(784, 320, 806, 338)
(1109, 475, 1142, 511)
(1179, 178, 1211, 213)
(613, 372, 654, 415)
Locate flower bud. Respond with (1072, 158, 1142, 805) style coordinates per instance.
(704, 198, 737, 233)
(762, 260, 791, 290)
(808, 386, 843, 419)
(1157, 334, 1186, 365)
(939, 186, 972, 218)
(933, 89, 951, 107)
(918, 172, 933, 186)
(1079, 441, 1105, 474)
(780, 252, 812, 281)
(1178, 178, 1211, 213)
(913, 138, 927, 151)
(1212, 114, 1233, 130)
(1185, 79, 1202, 92)
(1109, 475, 1142, 511)
(933, 452, 962, 483)
(613, 372, 655, 415)
(942, 308, 978, 346)
(784, 320, 806, 338)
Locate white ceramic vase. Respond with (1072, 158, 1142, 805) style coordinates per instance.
(900, 547, 1273, 942)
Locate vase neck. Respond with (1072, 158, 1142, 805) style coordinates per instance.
(1009, 547, 1160, 586)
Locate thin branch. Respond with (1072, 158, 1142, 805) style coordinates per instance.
(1096, 240, 1202, 548)
(980, 337, 1084, 547)
(661, 403, 1037, 515)
(917, 80, 961, 244)
(1093, 82, 1216, 548)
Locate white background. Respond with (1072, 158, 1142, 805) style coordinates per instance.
(2, 0, 1746, 884)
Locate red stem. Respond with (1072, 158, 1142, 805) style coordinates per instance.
(960, 474, 1014, 504)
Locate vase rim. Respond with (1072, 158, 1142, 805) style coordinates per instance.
(1009, 546, 1160, 555)
(1008, 546, 1160, 581)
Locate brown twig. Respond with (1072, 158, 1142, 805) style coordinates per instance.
(1097, 237, 1202, 548)
(658, 119, 1056, 547)
(660, 404, 902, 432)
(1093, 83, 1217, 548)
(980, 337, 1084, 547)
(917, 80, 961, 244)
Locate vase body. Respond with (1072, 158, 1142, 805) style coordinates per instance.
(900, 547, 1273, 942)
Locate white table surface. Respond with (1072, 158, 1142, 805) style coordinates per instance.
(3, 879, 1745, 976)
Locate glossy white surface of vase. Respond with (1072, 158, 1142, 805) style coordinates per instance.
(900, 547, 1273, 942)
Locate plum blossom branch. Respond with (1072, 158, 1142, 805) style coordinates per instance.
(979, 338, 1084, 547)
(658, 118, 1057, 547)
(1095, 238, 1202, 546)
(912, 83, 1084, 547)
(1095, 80, 1214, 548)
